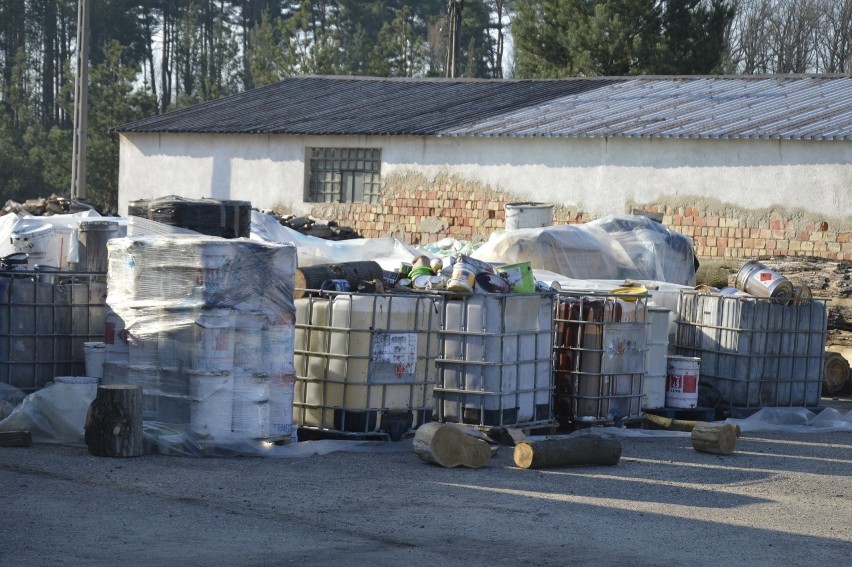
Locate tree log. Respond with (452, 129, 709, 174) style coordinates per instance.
(85, 384, 144, 458)
(294, 261, 385, 297)
(691, 422, 737, 455)
(513, 435, 622, 469)
(824, 352, 850, 395)
(413, 422, 493, 468)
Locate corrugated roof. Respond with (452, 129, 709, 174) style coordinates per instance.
(114, 75, 852, 141)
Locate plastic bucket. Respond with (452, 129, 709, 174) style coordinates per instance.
(232, 372, 271, 439)
(665, 356, 700, 408)
(83, 341, 106, 379)
(188, 370, 234, 439)
(735, 260, 794, 300)
(187, 308, 236, 372)
(504, 202, 554, 230)
(495, 262, 535, 293)
(261, 324, 295, 374)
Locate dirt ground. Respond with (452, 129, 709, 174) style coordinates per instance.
(697, 256, 852, 350)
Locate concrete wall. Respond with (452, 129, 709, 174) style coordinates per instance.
(118, 132, 852, 259)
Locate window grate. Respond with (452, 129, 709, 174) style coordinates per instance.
(306, 148, 382, 203)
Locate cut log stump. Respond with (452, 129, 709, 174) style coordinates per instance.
(691, 422, 738, 455)
(513, 435, 622, 469)
(413, 422, 493, 468)
(85, 384, 144, 458)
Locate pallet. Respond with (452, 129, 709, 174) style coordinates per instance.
(643, 406, 717, 422)
(295, 427, 412, 443)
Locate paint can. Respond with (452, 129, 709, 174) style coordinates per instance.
(411, 274, 433, 291)
(665, 356, 701, 408)
(398, 262, 413, 277)
(735, 260, 794, 301)
(447, 262, 476, 293)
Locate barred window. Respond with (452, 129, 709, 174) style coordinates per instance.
(305, 147, 382, 203)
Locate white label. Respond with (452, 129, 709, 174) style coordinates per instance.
(369, 331, 418, 384)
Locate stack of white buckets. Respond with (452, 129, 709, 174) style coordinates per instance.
(103, 236, 298, 447)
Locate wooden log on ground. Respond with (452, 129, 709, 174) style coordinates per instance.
(691, 422, 738, 455)
(513, 435, 622, 469)
(413, 422, 493, 468)
(824, 352, 850, 395)
(0, 430, 32, 447)
(294, 261, 385, 298)
(85, 384, 144, 458)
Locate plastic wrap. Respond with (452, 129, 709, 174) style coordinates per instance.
(250, 210, 422, 270)
(472, 214, 696, 286)
(106, 235, 298, 454)
(129, 196, 251, 238)
(0, 381, 97, 444)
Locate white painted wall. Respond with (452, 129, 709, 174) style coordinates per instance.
(118, 132, 852, 222)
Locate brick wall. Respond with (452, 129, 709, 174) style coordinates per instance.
(633, 205, 852, 261)
(305, 174, 851, 261)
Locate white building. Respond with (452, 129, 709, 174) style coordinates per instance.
(115, 75, 852, 259)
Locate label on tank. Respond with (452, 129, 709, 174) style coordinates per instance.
(369, 331, 418, 384)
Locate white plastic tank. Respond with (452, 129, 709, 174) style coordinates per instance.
(293, 292, 441, 438)
(437, 293, 554, 427)
(643, 307, 670, 409)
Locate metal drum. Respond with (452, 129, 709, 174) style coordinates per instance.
(735, 260, 794, 300)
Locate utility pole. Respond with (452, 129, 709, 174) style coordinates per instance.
(70, 0, 90, 200)
(446, 0, 463, 78)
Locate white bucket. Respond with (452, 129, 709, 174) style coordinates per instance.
(83, 341, 106, 379)
(666, 356, 700, 408)
(232, 372, 271, 439)
(261, 324, 294, 374)
(187, 309, 236, 372)
(504, 202, 554, 230)
(234, 313, 266, 372)
(188, 370, 234, 439)
(194, 241, 236, 296)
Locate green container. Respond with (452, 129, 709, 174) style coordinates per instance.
(495, 262, 534, 293)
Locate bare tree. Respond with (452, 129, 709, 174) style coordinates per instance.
(815, 0, 852, 72)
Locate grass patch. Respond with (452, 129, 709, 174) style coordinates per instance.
(696, 259, 737, 288)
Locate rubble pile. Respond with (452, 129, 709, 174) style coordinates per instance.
(2, 194, 102, 217)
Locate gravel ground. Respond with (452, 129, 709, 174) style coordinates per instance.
(2, 420, 851, 567)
